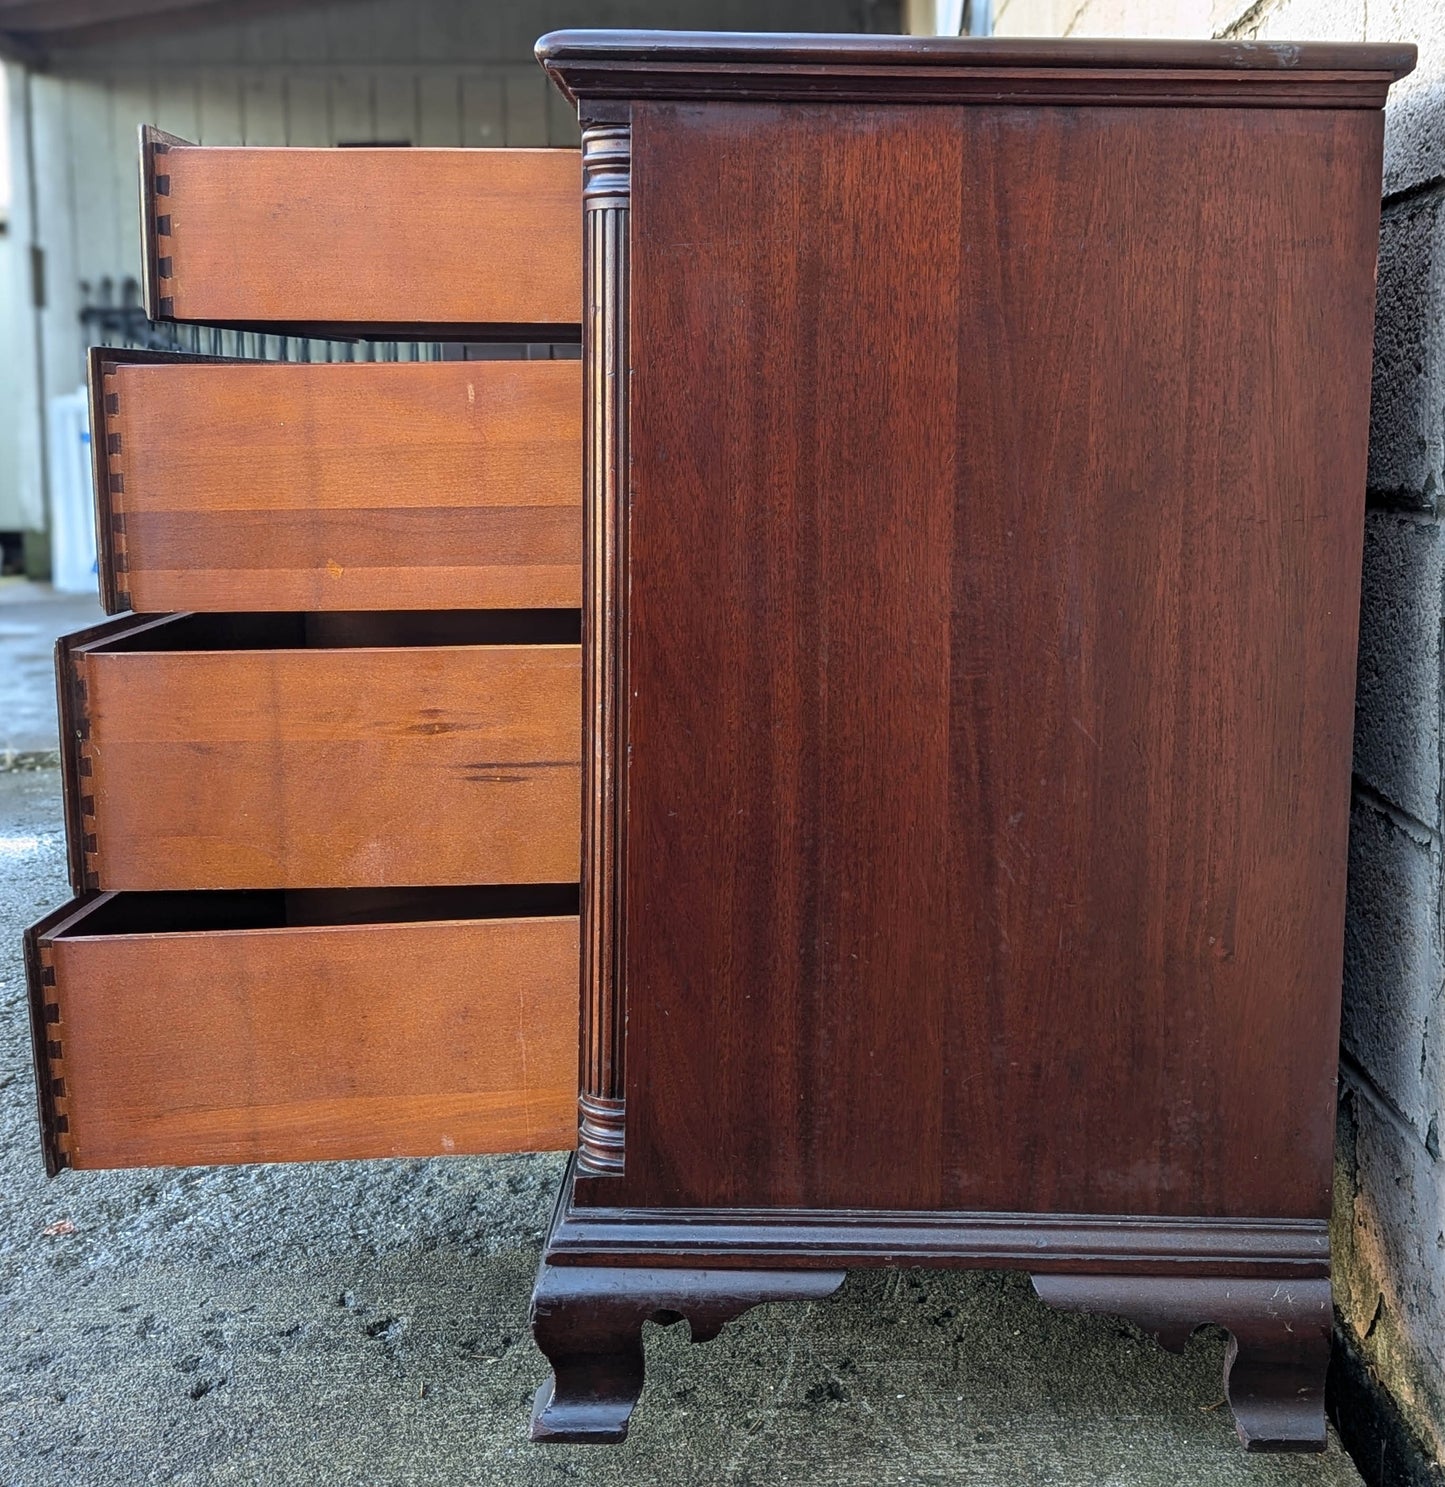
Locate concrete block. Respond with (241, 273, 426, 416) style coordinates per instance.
(1342, 795, 1444, 1131)
(1369, 190, 1445, 505)
(1353, 511, 1443, 827)
(1334, 1075, 1445, 1462)
(1367, 0, 1445, 197)
(1222, 0, 1367, 44)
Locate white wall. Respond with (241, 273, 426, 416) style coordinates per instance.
(0, 62, 41, 538)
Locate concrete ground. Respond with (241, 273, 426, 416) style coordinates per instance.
(0, 579, 105, 765)
(0, 763, 1372, 1485)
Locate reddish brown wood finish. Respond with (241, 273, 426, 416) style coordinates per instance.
(142, 130, 581, 336)
(27, 890, 579, 1171)
(1032, 1274, 1334, 1452)
(537, 1158, 1329, 1276)
(92, 350, 582, 613)
(530, 1260, 844, 1442)
(576, 123, 631, 1177)
(10, 32, 1410, 1454)
(532, 35, 1409, 1449)
(601, 99, 1383, 1221)
(539, 31, 1414, 108)
(61, 613, 581, 891)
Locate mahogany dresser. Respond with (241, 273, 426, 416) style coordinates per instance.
(25, 33, 1415, 1455)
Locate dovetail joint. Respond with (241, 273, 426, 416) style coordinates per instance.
(70, 665, 101, 891)
(37, 950, 73, 1170)
(100, 370, 132, 611)
(150, 162, 174, 320)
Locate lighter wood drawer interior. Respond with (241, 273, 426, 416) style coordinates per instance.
(94, 353, 582, 613)
(27, 888, 580, 1172)
(63, 612, 581, 893)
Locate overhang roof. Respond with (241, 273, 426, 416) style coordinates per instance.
(0, 0, 328, 65)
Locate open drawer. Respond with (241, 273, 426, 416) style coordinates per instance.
(141, 129, 581, 337)
(59, 611, 581, 893)
(25, 887, 579, 1173)
(91, 349, 582, 614)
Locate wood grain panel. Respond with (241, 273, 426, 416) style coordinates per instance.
(605, 101, 1385, 1221)
(95, 353, 581, 612)
(30, 893, 579, 1170)
(143, 131, 581, 334)
(72, 619, 581, 890)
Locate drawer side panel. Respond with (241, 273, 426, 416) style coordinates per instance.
(145, 137, 581, 333)
(42, 915, 579, 1168)
(80, 643, 582, 890)
(101, 359, 582, 613)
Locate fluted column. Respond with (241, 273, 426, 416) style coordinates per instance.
(577, 122, 630, 1177)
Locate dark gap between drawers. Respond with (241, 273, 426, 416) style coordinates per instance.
(56, 885, 580, 937)
(90, 610, 581, 652)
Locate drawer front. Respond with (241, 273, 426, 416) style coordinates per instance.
(63, 616, 581, 892)
(92, 351, 582, 613)
(143, 130, 580, 335)
(27, 892, 579, 1172)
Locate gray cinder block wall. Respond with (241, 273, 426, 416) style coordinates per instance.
(993, 0, 1445, 1464)
(1337, 2, 1445, 1457)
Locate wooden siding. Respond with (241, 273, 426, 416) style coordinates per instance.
(4, 0, 875, 537)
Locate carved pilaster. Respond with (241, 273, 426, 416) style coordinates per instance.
(577, 122, 630, 1177)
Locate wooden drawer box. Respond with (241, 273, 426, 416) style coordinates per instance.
(92, 350, 582, 613)
(142, 130, 581, 336)
(25, 887, 579, 1173)
(59, 612, 581, 893)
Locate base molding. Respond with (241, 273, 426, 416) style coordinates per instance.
(549, 1161, 1328, 1278)
(531, 1159, 1333, 1452)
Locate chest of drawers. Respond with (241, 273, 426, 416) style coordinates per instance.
(529, 30, 1414, 1453)
(24, 32, 1415, 1455)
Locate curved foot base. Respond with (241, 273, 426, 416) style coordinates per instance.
(529, 1262, 845, 1444)
(530, 1372, 636, 1444)
(1031, 1274, 1332, 1453)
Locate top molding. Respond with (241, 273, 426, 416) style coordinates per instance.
(537, 30, 1416, 110)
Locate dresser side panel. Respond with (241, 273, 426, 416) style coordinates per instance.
(614, 100, 1383, 1218)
